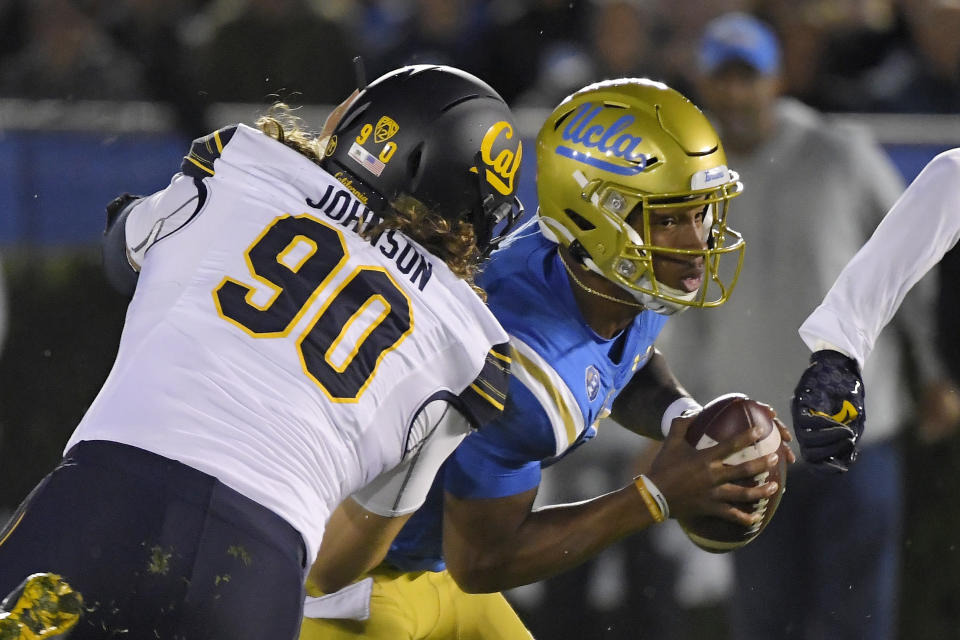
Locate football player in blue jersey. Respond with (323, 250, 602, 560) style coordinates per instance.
(301, 78, 795, 639)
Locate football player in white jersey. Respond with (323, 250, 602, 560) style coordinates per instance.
(793, 148, 960, 471)
(0, 65, 523, 640)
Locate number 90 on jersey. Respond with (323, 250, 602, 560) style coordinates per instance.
(213, 214, 413, 402)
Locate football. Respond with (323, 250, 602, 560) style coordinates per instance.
(678, 393, 787, 553)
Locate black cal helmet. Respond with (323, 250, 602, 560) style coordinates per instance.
(321, 64, 524, 255)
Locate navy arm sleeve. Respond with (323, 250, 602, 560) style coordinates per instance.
(452, 341, 511, 430)
(101, 194, 142, 296)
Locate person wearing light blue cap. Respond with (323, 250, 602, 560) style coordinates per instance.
(699, 11, 781, 77)
(656, 10, 956, 640)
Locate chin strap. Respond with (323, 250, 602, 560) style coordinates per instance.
(627, 276, 696, 316)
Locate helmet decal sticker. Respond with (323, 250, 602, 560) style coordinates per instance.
(347, 141, 387, 177)
(556, 102, 650, 176)
(691, 166, 729, 189)
(471, 121, 522, 196)
(374, 116, 399, 143)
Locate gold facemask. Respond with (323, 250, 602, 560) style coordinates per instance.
(536, 78, 745, 315)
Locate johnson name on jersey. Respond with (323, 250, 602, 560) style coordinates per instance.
(68, 124, 510, 564)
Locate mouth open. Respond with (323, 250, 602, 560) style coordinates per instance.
(656, 255, 705, 293)
(679, 272, 704, 293)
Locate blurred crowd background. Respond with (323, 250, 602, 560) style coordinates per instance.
(2, 0, 960, 638)
(2, 0, 960, 132)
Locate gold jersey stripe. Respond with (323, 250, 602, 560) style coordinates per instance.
(489, 348, 512, 364)
(510, 345, 578, 447)
(474, 374, 507, 401)
(486, 358, 509, 376)
(0, 510, 25, 548)
(469, 382, 505, 411)
(186, 155, 215, 175)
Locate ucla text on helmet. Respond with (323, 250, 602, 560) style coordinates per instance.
(555, 102, 650, 175)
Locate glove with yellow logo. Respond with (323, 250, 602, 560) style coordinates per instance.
(791, 349, 865, 473)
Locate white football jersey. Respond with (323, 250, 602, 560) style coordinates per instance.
(68, 124, 510, 563)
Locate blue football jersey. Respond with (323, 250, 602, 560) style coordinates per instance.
(386, 224, 668, 572)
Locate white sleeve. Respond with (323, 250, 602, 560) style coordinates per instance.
(351, 400, 472, 517)
(799, 148, 960, 368)
(125, 173, 205, 269)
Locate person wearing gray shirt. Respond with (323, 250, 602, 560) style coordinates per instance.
(657, 13, 955, 640)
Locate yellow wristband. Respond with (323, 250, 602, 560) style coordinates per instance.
(633, 475, 666, 523)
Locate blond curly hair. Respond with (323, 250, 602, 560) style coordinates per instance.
(255, 104, 483, 295)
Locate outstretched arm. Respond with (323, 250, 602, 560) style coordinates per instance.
(799, 149, 960, 368)
(794, 149, 960, 471)
(311, 400, 476, 593)
(309, 499, 413, 594)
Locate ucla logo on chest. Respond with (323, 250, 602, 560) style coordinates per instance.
(555, 102, 649, 176)
(585, 365, 601, 402)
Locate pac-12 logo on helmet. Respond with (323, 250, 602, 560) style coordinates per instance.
(374, 116, 399, 143)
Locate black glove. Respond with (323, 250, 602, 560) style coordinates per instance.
(102, 193, 143, 296)
(791, 349, 865, 473)
(104, 192, 141, 233)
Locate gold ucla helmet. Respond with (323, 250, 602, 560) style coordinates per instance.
(536, 78, 744, 314)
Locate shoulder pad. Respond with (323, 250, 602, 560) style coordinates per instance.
(457, 342, 511, 429)
(181, 125, 238, 178)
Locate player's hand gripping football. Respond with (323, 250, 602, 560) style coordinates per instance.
(791, 349, 865, 473)
(645, 413, 784, 528)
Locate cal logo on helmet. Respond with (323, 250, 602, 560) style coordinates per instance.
(471, 121, 522, 196)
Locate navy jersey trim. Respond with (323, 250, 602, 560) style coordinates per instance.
(456, 342, 510, 429)
(181, 125, 238, 179)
